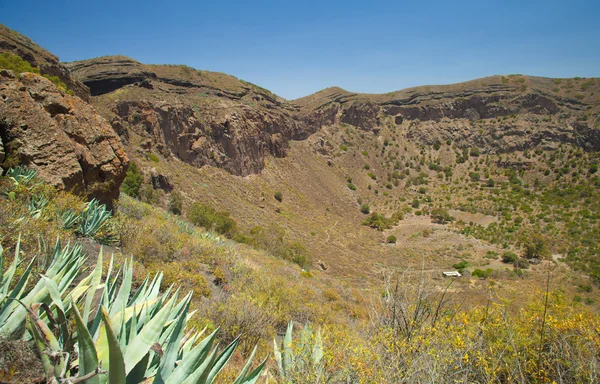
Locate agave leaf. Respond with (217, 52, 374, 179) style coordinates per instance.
(206, 336, 240, 384)
(110, 258, 133, 318)
(181, 345, 219, 384)
(235, 358, 267, 384)
(129, 274, 150, 305)
(127, 351, 151, 384)
(73, 304, 100, 384)
(156, 294, 191, 381)
(123, 294, 175, 374)
(283, 321, 293, 374)
(101, 307, 126, 384)
(84, 248, 104, 324)
(166, 328, 219, 384)
(0, 234, 21, 294)
(232, 344, 259, 384)
(0, 256, 36, 318)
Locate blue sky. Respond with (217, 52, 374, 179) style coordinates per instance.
(1, 0, 599, 99)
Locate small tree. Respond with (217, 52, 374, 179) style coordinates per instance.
(502, 251, 518, 263)
(386, 235, 397, 244)
(522, 233, 549, 259)
(121, 161, 143, 198)
(360, 203, 370, 214)
(168, 191, 183, 215)
(431, 208, 454, 224)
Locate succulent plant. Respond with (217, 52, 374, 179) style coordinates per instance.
(1, 235, 266, 383)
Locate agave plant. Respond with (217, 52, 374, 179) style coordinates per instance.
(57, 209, 79, 230)
(78, 199, 112, 237)
(2, 235, 266, 383)
(6, 165, 37, 185)
(0, 236, 87, 339)
(28, 193, 49, 219)
(274, 321, 325, 383)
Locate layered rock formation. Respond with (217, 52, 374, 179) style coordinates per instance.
(0, 69, 128, 205)
(68, 56, 315, 176)
(295, 76, 600, 153)
(0, 25, 90, 100)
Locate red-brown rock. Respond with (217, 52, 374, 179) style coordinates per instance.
(0, 70, 128, 206)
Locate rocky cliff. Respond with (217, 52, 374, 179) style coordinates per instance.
(295, 76, 600, 153)
(67, 56, 315, 176)
(0, 25, 90, 100)
(0, 69, 128, 205)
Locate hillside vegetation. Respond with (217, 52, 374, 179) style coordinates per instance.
(1, 23, 600, 383)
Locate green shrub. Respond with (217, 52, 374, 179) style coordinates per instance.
(431, 208, 454, 224)
(360, 203, 370, 214)
(469, 172, 481, 182)
(485, 251, 499, 259)
(362, 212, 390, 231)
(146, 152, 160, 163)
(0, 52, 40, 74)
(0, 53, 71, 94)
(274, 191, 283, 202)
(347, 183, 357, 191)
(514, 258, 530, 269)
(472, 268, 493, 278)
(121, 161, 143, 198)
(522, 233, 549, 259)
(386, 235, 397, 244)
(502, 251, 518, 263)
(168, 190, 182, 215)
(187, 201, 237, 236)
(452, 260, 469, 272)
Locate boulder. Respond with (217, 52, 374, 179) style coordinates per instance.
(0, 70, 128, 206)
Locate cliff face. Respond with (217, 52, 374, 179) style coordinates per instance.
(67, 54, 599, 177)
(295, 76, 600, 153)
(0, 69, 128, 205)
(0, 25, 90, 101)
(68, 56, 316, 176)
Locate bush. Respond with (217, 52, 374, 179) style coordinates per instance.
(453, 260, 469, 272)
(347, 183, 357, 191)
(386, 235, 397, 244)
(121, 161, 143, 198)
(360, 203, 370, 214)
(514, 258, 530, 269)
(472, 268, 493, 278)
(147, 152, 160, 162)
(502, 251, 518, 263)
(522, 233, 549, 259)
(431, 208, 454, 224)
(168, 191, 182, 215)
(187, 201, 237, 236)
(362, 212, 390, 231)
(274, 191, 283, 202)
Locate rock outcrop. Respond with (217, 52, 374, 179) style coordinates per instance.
(0, 70, 128, 205)
(69, 57, 316, 176)
(65, 56, 158, 96)
(0, 25, 90, 100)
(295, 76, 600, 154)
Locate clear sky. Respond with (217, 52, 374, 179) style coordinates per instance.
(1, 0, 599, 99)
